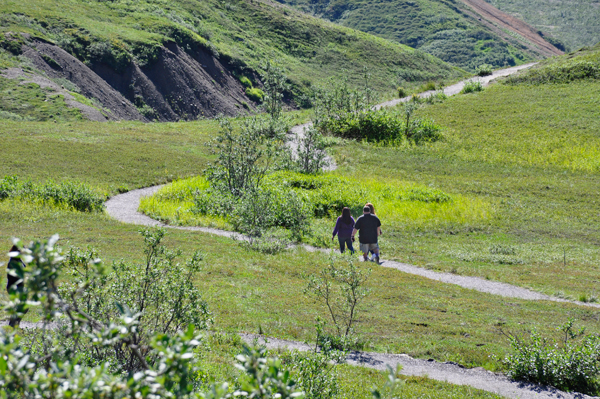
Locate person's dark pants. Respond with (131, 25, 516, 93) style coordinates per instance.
(338, 236, 355, 254)
(7, 275, 26, 328)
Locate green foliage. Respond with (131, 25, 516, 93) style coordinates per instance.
(312, 77, 442, 144)
(246, 87, 265, 102)
(506, 60, 600, 85)
(505, 320, 600, 394)
(475, 64, 493, 76)
(397, 87, 407, 98)
(239, 76, 253, 88)
(0, 234, 305, 398)
(305, 254, 371, 340)
(206, 116, 281, 198)
(282, 344, 345, 399)
(460, 80, 484, 93)
(0, 175, 105, 212)
(0, 76, 84, 122)
(485, 0, 599, 51)
(274, 0, 535, 71)
(295, 125, 330, 174)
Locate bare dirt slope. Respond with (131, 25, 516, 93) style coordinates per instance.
(15, 38, 256, 122)
(459, 0, 563, 58)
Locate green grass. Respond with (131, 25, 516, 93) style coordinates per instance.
(139, 172, 490, 247)
(1, 198, 599, 374)
(483, 0, 599, 51)
(273, 0, 537, 71)
(0, 0, 465, 106)
(327, 79, 600, 299)
(0, 78, 83, 121)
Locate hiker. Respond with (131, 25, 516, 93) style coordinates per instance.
(6, 244, 27, 328)
(364, 202, 381, 258)
(332, 207, 355, 254)
(352, 205, 382, 263)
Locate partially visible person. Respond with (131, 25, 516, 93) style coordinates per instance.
(352, 205, 382, 263)
(6, 244, 27, 328)
(332, 207, 355, 254)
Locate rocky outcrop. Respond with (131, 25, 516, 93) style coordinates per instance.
(21, 39, 256, 122)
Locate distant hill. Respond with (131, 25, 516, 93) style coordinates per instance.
(273, 0, 563, 71)
(482, 0, 600, 52)
(0, 0, 465, 122)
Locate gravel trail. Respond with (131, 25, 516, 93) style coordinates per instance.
(239, 334, 594, 399)
(102, 64, 600, 398)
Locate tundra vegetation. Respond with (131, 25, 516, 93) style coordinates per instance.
(2, 17, 600, 399)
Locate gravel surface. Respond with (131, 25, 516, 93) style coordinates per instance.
(240, 334, 594, 399)
(100, 64, 600, 398)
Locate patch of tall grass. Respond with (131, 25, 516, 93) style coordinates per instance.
(0, 175, 105, 212)
(139, 172, 490, 238)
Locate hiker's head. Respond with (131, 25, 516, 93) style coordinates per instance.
(363, 206, 371, 214)
(365, 202, 375, 215)
(341, 207, 352, 223)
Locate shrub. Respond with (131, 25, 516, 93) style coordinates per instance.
(246, 87, 264, 102)
(461, 80, 484, 93)
(0, 175, 105, 212)
(397, 87, 407, 98)
(1, 234, 303, 398)
(506, 60, 600, 85)
(421, 81, 436, 91)
(295, 125, 330, 174)
(239, 75, 253, 87)
(475, 64, 493, 76)
(505, 320, 600, 394)
(304, 254, 371, 342)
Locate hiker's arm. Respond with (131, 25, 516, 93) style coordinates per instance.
(378, 226, 382, 236)
(351, 228, 358, 238)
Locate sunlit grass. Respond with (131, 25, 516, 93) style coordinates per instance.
(139, 172, 491, 239)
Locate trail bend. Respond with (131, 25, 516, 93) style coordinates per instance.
(102, 63, 600, 398)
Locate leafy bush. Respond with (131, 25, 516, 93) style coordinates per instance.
(475, 64, 493, 76)
(461, 80, 484, 93)
(0, 234, 304, 398)
(295, 125, 330, 174)
(421, 81, 436, 91)
(304, 254, 371, 344)
(397, 87, 407, 98)
(239, 75, 253, 87)
(505, 320, 600, 394)
(246, 87, 264, 102)
(0, 175, 105, 212)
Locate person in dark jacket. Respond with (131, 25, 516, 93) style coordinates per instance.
(332, 207, 355, 254)
(6, 244, 27, 328)
(352, 205, 382, 263)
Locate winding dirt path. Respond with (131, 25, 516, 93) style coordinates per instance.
(102, 65, 600, 398)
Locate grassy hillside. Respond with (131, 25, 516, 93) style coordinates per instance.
(0, 0, 465, 121)
(272, 0, 557, 71)
(484, 0, 600, 51)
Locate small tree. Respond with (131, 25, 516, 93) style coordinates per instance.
(295, 125, 330, 174)
(261, 59, 291, 140)
(206, 116, 280, 198)
(304, 254, 371, 345)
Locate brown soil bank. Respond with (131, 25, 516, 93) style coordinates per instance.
(459, 0, 563, 58)
(19, 38, 256, 122)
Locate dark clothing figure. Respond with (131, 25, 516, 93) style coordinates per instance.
(6, 245, 26, 328)
(354, 213, 381, 244)
(332, 209, 355, 254)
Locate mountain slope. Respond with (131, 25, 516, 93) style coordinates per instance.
(0, 0, 465, 122)
(273, 0, 563, 71)
(482, 0, 600, 51)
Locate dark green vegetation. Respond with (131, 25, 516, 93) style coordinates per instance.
(506, 320, 600, 394)
(273, 0, 553, 71)
(484, 0, 600, 51)
(0, 0, 464, 122)
(506, 42, 600, 85)
(0, 175, 105, 212)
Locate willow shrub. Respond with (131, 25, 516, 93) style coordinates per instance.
(0, 175, 105, 212)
